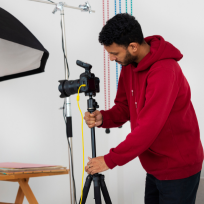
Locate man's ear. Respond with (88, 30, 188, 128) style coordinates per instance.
(128, 42, 138, 54)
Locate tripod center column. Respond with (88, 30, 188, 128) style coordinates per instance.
(87, 96, 99, 158)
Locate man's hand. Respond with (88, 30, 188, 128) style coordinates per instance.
(84, 110, 103, 128)
(85, 156, 109, 175)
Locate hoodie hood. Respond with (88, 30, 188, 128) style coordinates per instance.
(133, 35, 183, 72)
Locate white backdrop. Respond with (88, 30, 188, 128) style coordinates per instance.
(0, 0, 203, 203)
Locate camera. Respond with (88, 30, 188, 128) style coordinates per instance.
(58, 60, 100, 98)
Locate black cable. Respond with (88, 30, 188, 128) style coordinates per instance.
(61, 20, 70, 78)
(47, 0, 55, 3)
(63, 101, 77, 204)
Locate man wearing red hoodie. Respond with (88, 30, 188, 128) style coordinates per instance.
(84, 13, 203, 203)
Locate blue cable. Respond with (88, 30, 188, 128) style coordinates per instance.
(119, 0, 122, 77)
(131, 0, 133, 15)
(115, 0, 117, 15)
(119, 0, 121, 14)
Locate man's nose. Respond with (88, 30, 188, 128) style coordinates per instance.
(109, 54, 116, 61)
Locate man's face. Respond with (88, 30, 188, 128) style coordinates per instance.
(104, 43, 138, 66)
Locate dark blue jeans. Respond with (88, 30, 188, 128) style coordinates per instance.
(145, 171, 201, 204)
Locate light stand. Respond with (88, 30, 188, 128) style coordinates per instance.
(28, 1, 95, 204)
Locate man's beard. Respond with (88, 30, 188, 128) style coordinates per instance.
(117, 50, 138, 66)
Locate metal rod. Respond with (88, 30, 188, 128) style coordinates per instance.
(28, 0, 95, 12)
(60, 8, 75, 204)
(68, 139, 73, 204)
(70, 138, 75, 203)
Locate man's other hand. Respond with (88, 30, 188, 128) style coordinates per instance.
(84, 110, 103, 128)
(85, 156, 109, 175)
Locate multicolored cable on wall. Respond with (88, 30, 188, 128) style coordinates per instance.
(103, 0, 133, 134)
(103, 0, 111, 134)
(115, 0, 133, 130)
(102, 0, 110, 113)
(115, 0, 133, 90)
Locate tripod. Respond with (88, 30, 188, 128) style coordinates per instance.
(79, 94, 112, 204)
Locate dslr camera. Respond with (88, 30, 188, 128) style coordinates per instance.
(58, 60, 100, 98)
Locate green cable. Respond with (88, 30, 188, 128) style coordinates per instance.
(126, 0, 133, 15)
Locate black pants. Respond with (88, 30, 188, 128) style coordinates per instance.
(145, 171, 201, 204)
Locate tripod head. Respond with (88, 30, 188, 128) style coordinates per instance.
(87, 95, 99, 114)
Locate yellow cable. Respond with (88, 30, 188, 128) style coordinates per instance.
(77, 84, 86, 204)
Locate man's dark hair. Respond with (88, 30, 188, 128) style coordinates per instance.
(99, 13, 144, 47)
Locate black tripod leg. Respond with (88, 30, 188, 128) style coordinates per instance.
(79, 175, 93, 204)
(100, 174, 112, 204)
(93, 174, 102, 204)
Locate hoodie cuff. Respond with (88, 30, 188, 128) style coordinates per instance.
(97, 110, 112, 128)
(104, 152, 117, 169)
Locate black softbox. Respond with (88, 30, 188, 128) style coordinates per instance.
(0, 7, 49, 82)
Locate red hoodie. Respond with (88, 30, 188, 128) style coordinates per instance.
(100, 35, 204, 180)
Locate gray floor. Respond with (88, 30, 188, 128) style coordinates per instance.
(196, 178, 204, 204)
(196, 163, 204, 204)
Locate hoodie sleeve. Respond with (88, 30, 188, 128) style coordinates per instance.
(104, 65, 180, 169)
(99, 68, 130, 128)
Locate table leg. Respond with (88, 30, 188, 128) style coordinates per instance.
(17, 178, 38, 204)
(15, 178, 28, 204)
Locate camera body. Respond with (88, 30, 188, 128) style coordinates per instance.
(58, 60, 100, 98)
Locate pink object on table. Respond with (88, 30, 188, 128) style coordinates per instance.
(0, 162, 58, 169)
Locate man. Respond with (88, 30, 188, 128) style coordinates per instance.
(84, 13, 203, 204)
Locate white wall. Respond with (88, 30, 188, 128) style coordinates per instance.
(0, 0, 203, 203)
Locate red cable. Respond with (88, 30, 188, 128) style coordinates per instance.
(103, 0, 107, 110)
(107, 0, 110, 110)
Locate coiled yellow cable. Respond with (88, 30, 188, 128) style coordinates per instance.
(77, 84, 86, 204)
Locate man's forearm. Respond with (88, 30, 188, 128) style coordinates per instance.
(98, 105, 129, 128)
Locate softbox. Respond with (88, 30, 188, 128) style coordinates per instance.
(0, 7, 49, 82)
